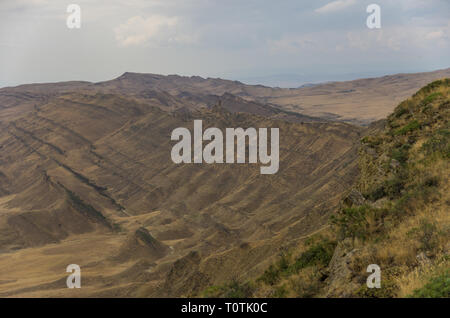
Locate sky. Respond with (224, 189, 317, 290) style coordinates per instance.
(0, 0, 449, 88)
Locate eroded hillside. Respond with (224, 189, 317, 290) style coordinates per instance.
(0, 89, 361, 297)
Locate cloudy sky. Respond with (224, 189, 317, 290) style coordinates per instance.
(0, 0, 449, 88)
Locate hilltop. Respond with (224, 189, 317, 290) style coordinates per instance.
(2, 68, 450, 125)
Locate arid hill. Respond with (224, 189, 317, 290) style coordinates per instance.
(88, 67, 450, 124)
(0, 88, 360, 297)
(2, 68, 450, 125)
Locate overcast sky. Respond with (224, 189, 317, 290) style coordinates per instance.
(0, 0, 449, 88)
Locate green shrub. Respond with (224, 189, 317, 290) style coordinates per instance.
(277, 253, 290, 273)
(383, 176, 404, 199)
(361, 136, 382, 147)
(418, 220, 439, 252)
(391, 149, 408, 164)
(291, 239, 336, 272)
(390, 144, 410, 164)
(394, 120, 421, 135)
(330, 205, 370, 241)
(421, 92, 443, 105)
(366, 184, 386, 201)
(258, 238, 336, 287)
(258, 265, 280, 286)
(423, 176, 439, 187)
(409, 271, 450, 298)
(422, 129, 450, 158)
(394, 107, 409, 118)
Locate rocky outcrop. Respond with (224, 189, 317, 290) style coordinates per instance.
(325, 241, 364, 297)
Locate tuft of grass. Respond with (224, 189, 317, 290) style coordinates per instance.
(393, 106, 409, 118)
(421, 128, 450, 159)
(272, 284, 288, 298)
(383, 176, 405, 199)
(356, 279, 399, 298)
(361, 135, 382, 147)
(290, 272, 322, 298)
(330, 205, 371, 242)
(201, 279, 254, 298)
(407, 219, 440, 252)
(413, 79, 450, 97)
(391, 144, 411, 164)
(258, 264, 281, 286)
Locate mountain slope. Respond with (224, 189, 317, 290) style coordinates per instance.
(0, 89, 361, 297)
(229, 79, 449, 298)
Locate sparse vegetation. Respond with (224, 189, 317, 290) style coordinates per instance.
(409, 270, 450, 298)
(290, 272, 322, 298)
(330, 206, 370, 242)
(201, 279, 254, 298)
(394, 120, 420, 135)
(422, 128, 450, 158)
(421, 92, 443, 105)
(256, 238, 335, 290)
(291, 238, 336, 272)
(258, 264, 281, 286)
(408, 219, 440, 252)
(232, 78, 450, 298)
(356, 279, 399, 298)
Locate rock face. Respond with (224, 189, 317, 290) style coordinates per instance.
(416, 252, 431, 266)
(325, 242, 363, 297)
(342, 189, 366, 207)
